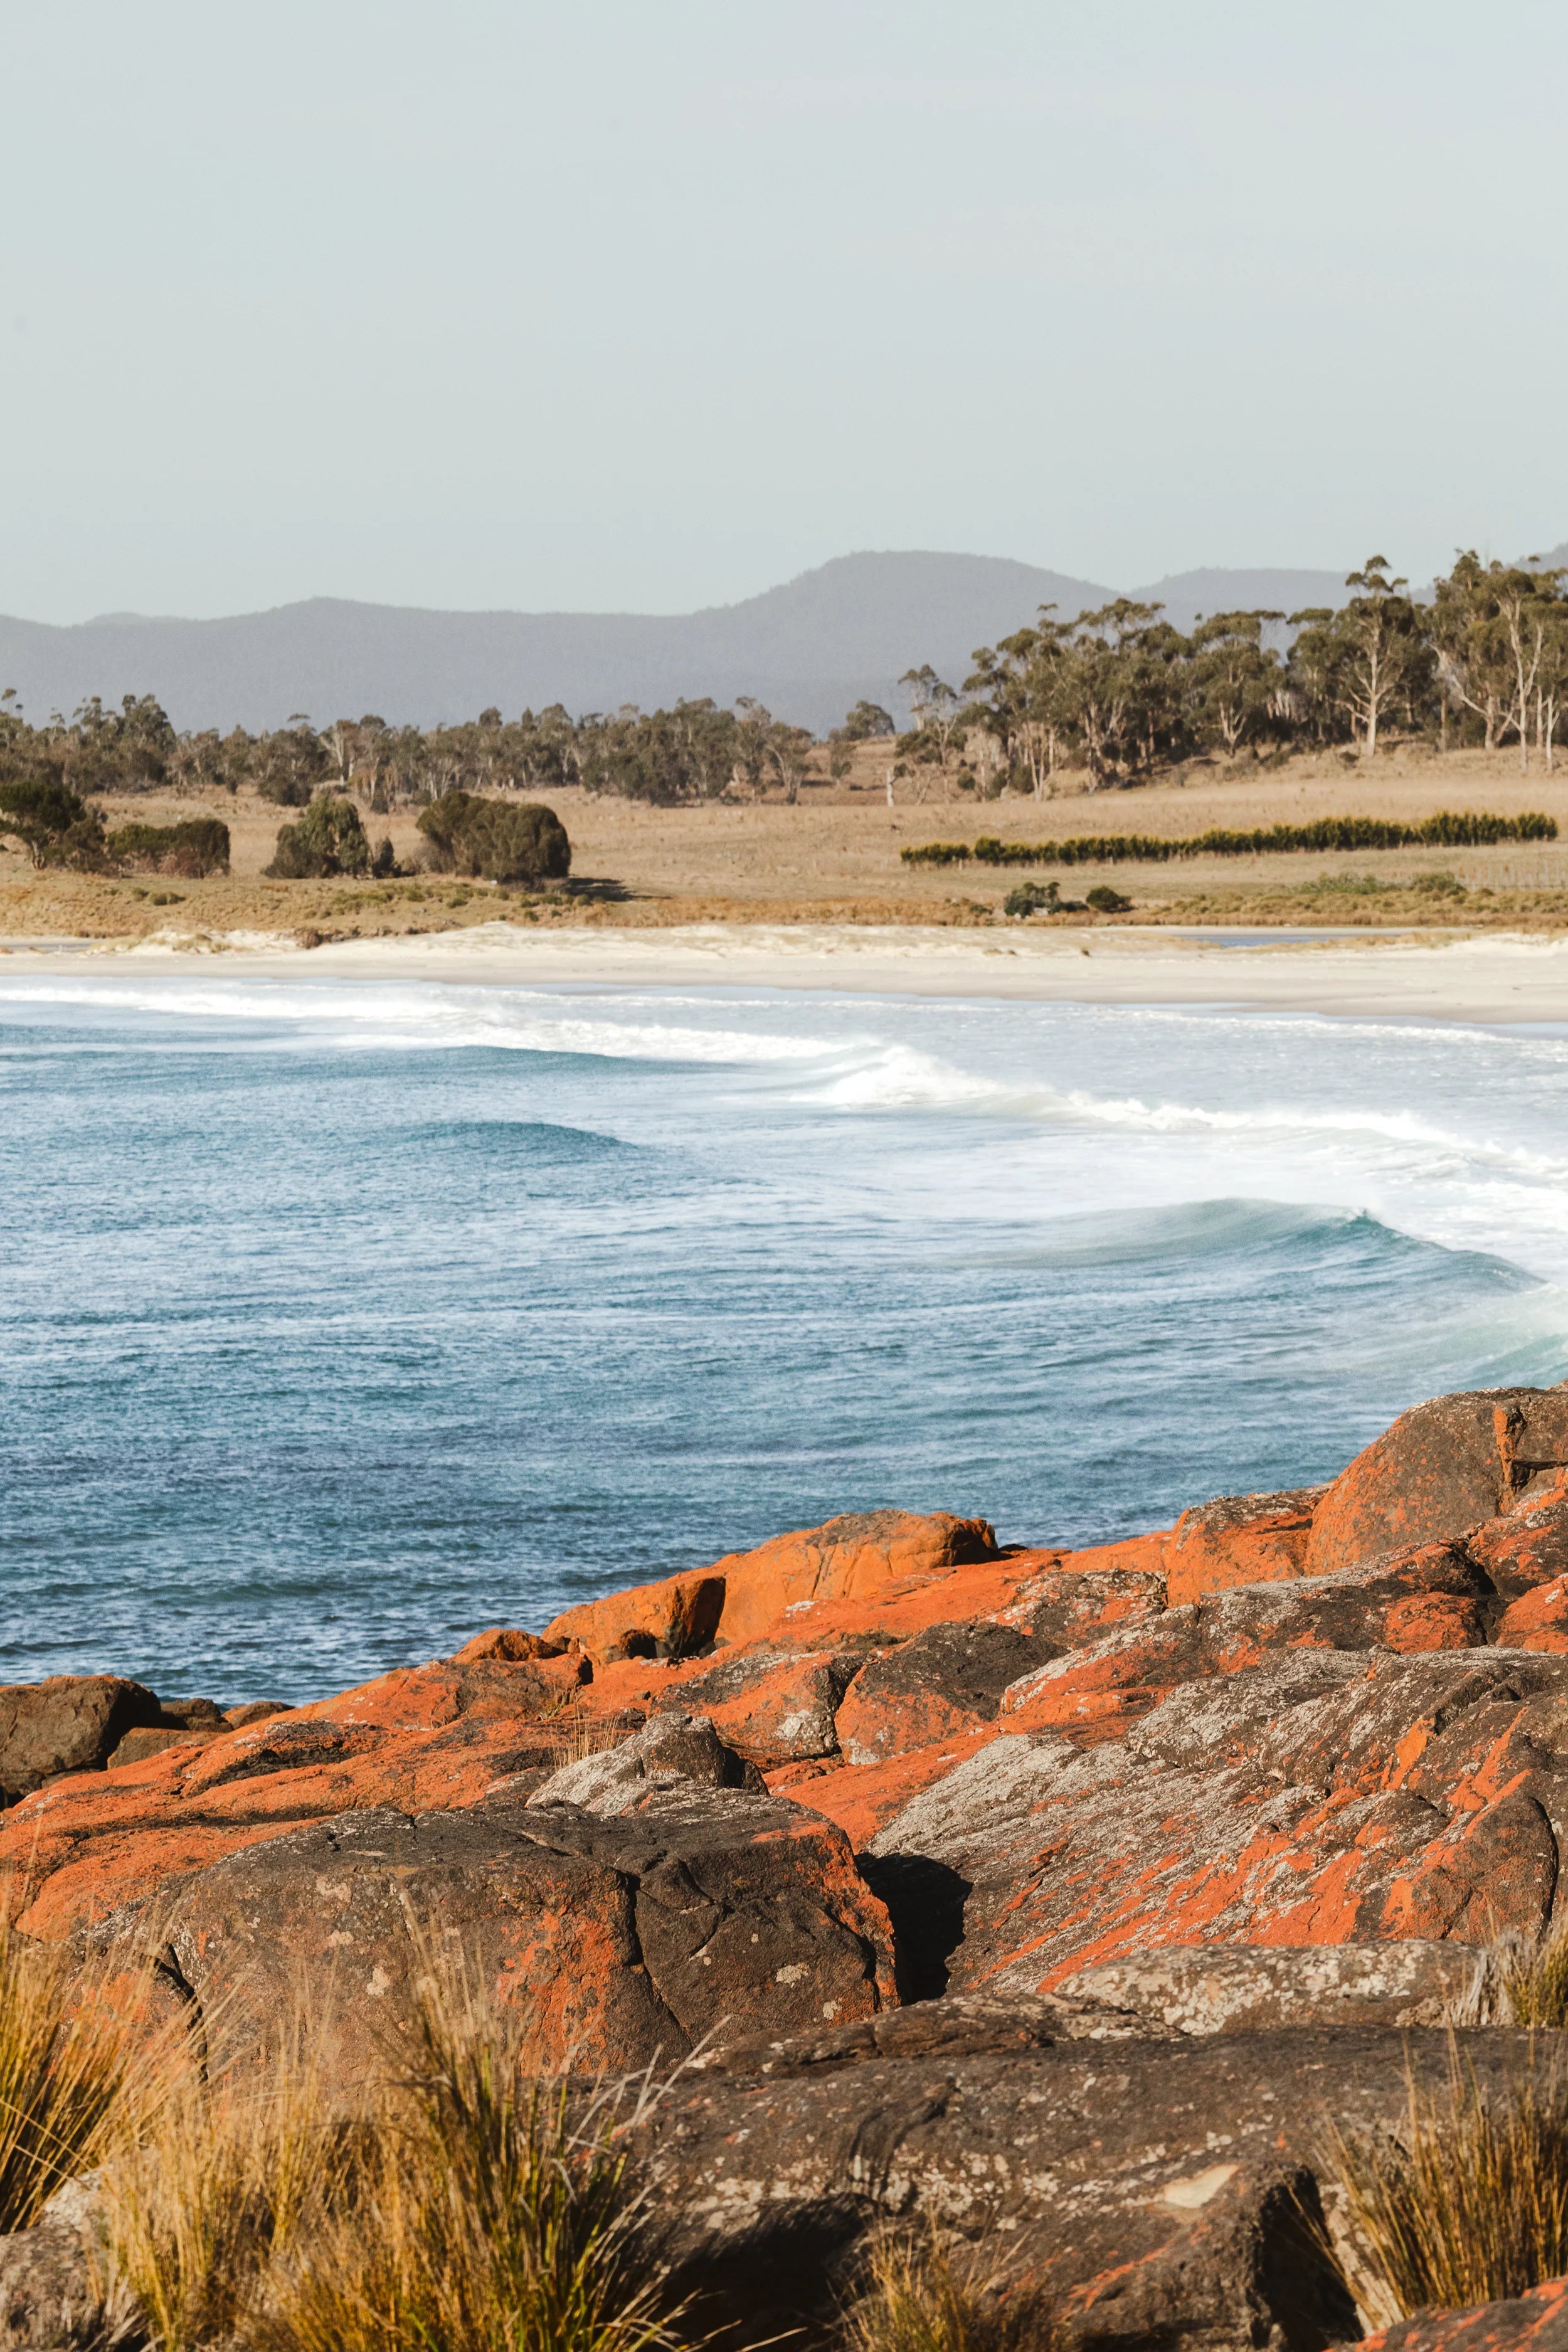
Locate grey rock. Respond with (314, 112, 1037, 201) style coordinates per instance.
(526, 1712, 764, 1815)
(1059, 1939, 1492, 2035)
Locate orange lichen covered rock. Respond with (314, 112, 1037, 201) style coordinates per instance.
(872, 1646, 1568, 1991)
(708, 1510, 999, 1646)
(0, 1659, 588, 1941)
(542, 1572, 724, 1666)
(1307, 1389, 1568, 1576)
(1358, 2274, 1568, 2352)
(1466, 1496, 1568, 1593)
(1163, 1488, 1323, 1604)
(835, 1623, 1058, 1766)
(1496, 1577, 1568, 1652)
(652, 1648, 861, 1766)
(1049, 1530, 1172, 1579)
(450, 1628, 573, 1664)
(118, 1784, 896, 2086)
(749, 1549, 1066, 1651)
(768, 1730, 998, 1850)
(999, 1541, 1491, 1739)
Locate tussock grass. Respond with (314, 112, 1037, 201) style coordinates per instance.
(98, 2019, 347, 2352)
(93, 1952, 694, 2352)
(1500, 1922, 1568, 2028)
(840, 2223, 1058, 2352)
(0, 1911, 136, 2230)
(1329, 2047, 1568, 2324)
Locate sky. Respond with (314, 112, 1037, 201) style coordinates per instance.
(4, 0, 1567, 623)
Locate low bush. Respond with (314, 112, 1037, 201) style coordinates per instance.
(0, 779, 110, 871)
(1330, 2050, 1568, 2324)
(417, 792, 572, 884)
(105, 818, 231, 878)
(265, 795, 373, 879)
(901, 840, 973, 866)
(1085, 885, 1131, 912)
(1004, 881, 1060, 918)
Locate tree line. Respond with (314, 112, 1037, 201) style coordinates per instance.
(930, 553, 1568, 798)
(3, 550, 1567, 815)
(0, 688, 820, 811)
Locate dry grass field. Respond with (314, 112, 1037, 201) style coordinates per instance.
(7, 738, 1568, 945)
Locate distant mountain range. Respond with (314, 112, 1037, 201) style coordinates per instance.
(0, 551, 1417, 738)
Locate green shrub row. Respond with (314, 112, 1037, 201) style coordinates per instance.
(901, 810, 1559, 869)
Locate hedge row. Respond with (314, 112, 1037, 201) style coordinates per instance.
(901, 811, 1559, 869)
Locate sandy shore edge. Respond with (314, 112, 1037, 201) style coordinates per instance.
(5, 919, 1568, 1024)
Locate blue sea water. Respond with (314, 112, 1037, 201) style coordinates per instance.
(4, 969, 1568, 1704)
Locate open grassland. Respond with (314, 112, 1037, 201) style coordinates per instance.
(9, 742, 1568, 943)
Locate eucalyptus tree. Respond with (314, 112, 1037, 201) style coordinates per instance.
(1187, 612, 1285, 759)
(1330, 559, 1429, 759)
(965, 613, 1072, 797)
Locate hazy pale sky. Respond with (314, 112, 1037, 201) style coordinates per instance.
(5, 0, 1566, 622)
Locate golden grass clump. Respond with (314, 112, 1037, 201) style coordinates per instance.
(0, 1911, 135, 2231)
(839, 2223, 1059, 2352)
(1330, 2048, 1568, 2324)
(1500, 1922, 1568, 2028)
(92, 1955, 692, 2352)
(97, 2023, 348, 2352)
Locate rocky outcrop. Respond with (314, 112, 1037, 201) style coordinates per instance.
(632, 2018, 1546, 2348)
(869, 1646, 1568, 1988)
(1307, 1387, 1568, 1574)
(0, 1675, 167, 1803)
(544, 1509, 1001, 1660)
(1163, 1486, 1323, 1602)
(110, 1782, 894, 2084)
(0, 1658, 591, 1938)
(15, 1392, 1568, 2102)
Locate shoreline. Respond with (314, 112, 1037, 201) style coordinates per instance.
(6, 916, 1568, 1023)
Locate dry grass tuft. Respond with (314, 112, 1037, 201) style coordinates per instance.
(1329, 2045, 1568, 2324)
(0, 1912, 136, 2230)
(93, 1951, 692, 2352)
(97, 2018, 347, 2352)
(1500, 1922, 1568, 2028)
(839, 2223, 1058, 2352)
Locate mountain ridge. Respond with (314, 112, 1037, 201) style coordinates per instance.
(0, 551, 1379, 736)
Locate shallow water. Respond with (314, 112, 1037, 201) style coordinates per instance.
(4, 970, 1567, 1702)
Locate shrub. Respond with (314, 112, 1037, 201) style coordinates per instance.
(900, 840, 972, 866)
(265, 794, 373, 879)
(416, 792, 572, 884)
(105, 818, 231, 879)
(1004, 880, 1059, 917)
(1329, 2050, 1568, 2324)
(1085, 885, 1131, 913)
(0, 779, 110, 871)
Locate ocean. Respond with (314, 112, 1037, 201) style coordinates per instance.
(4, 968, 1567, 1705)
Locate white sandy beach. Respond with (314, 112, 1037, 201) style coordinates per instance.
(7, 919, 1568, 1025)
